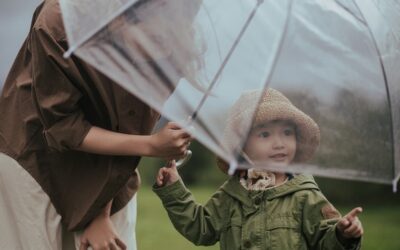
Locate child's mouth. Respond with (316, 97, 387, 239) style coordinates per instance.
(269, 153, 287, 161)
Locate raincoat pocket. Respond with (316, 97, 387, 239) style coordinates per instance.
(220, 222, 242, 250)
(266, 217, 303, 249)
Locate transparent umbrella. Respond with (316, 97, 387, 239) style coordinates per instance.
(60, 0, 400, 192)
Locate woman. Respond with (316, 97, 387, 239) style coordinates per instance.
(0, 0, 203, 249)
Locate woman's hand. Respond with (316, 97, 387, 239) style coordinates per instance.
(156, 160, 180, 187)
(77, 122, 191, 159)
(79, 201, 126, 250)
(149, 122, 192, 160)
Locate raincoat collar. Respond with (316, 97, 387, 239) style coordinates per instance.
(221, 174, 320, 216)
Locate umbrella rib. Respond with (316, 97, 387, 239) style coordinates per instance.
(63, 0, 140, 58)
(333, 0, 366, 25)
(394, 174, 400, 193)
(352, 0, 397, 184)
(189, 0, 265, 122)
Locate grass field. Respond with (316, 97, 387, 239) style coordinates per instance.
(136, 186, 400, 250)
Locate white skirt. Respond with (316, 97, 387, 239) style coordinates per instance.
(0, 153, 137, 250)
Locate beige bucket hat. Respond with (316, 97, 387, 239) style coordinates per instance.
(217, 88, 320, 173)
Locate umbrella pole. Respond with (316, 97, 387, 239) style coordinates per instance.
(175, 1, 264, 170)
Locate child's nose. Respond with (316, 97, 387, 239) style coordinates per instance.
(272, 135, 285, 148)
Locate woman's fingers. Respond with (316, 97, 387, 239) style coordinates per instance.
(166, 122, 181, 130)
(109, 240, 119, 250)
(167, 122, 192, 140)
(79, 239, 89, 250)
(115, 238, 127, 250)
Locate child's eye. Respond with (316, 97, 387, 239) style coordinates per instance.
(258, 131, 270, 138)
(284, 128, 294, 136)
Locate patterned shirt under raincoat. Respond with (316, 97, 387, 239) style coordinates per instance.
(153, 174, 361, 250)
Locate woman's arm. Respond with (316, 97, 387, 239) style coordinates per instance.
(77, 122, 191, 159)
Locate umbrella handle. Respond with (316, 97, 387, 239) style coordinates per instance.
(175, 150, 192, 170)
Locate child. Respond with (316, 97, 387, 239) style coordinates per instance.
(153, 88, 363, 250)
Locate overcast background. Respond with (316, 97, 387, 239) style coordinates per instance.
(0, 0, 41, 89)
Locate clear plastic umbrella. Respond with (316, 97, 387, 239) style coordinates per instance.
(60, 0, 400, 191)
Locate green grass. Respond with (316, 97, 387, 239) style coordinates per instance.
(137, 186, 400, 250)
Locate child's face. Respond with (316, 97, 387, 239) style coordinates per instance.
(243, 120, 296, 166)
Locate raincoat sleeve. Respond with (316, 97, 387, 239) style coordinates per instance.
(153, 180, 228, 246)
(301, 190, 361, 250)
(30, 27, 92, 151)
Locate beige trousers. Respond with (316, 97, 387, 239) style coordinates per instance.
(0, 153, 137, 250)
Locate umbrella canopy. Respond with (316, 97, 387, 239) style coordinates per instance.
(60, 0, 400, 191)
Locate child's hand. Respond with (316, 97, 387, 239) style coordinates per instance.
(150, 122, 192, 160)
(79, 213, 126, 250)
(156, 160, 181, 187)
(336, 207, 363, 240)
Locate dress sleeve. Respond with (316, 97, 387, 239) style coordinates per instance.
(30, 27, 92, 151)
(153, 180, 228, 246)
(301, 190, 361, 250)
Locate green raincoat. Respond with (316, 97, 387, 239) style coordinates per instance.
(153, 174, 361, 250)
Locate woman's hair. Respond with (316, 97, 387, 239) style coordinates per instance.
(141, 0, 205, 88)
(106, 0, 206, 89)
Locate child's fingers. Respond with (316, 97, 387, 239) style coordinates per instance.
(156, 168, 168, 186)
(344, 219, 363, 237)
(157, 170, 164, 180)
(354, 224, 364, 238)
(344, 207, 362, 222)
(336, 217, 350, 232)
(156, 176, 161, 186)
(167, 160, 176, 168)
(168, 161, 179, 173)
(156, 176, 163, 186)
(169, 160, 177, 169)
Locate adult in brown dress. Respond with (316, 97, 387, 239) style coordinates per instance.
(0, 0, 203, 249)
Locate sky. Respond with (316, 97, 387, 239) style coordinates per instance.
(0, 0, 41, 89)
